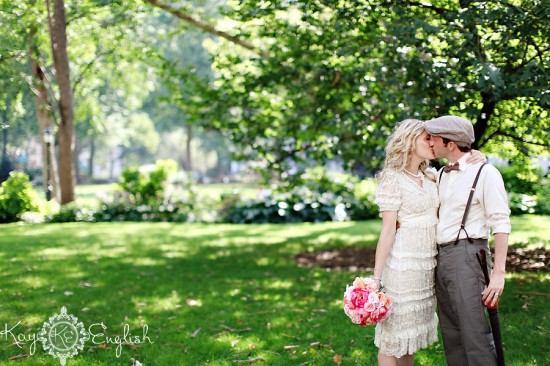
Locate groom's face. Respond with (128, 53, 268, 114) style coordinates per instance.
(428, 134, 449, 159)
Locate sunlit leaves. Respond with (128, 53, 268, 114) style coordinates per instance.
(194, 0, 548, 178)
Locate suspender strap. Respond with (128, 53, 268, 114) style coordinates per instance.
(454, 163, 487, 244)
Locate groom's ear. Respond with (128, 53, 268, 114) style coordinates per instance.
(447, 141, 459, 152)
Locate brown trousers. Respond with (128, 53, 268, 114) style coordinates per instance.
(436, 239, 497, 366)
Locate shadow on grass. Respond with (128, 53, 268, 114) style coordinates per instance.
(0, 220, 547, 365)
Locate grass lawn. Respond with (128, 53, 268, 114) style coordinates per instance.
(0, 216, 548, 365)
(34, 183, 259, 207)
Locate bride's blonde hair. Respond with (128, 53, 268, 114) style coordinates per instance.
(378, 119, 431, 180)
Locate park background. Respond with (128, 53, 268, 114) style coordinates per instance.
(0, 0, 548, 365)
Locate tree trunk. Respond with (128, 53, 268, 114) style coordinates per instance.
(185, 123, 193, 172)
(1, 125, 6, 162)
(74, 141, 82, 184)
(88, 138, 95, 178)
(473, 92, 497, 149)
(29, 41, 60, 202)
(46, 0, 76, 204)
(1, 104, 8, 162)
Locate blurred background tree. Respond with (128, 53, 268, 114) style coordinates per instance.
(184, 0, 548, 179)
(0, 0, 548, 205)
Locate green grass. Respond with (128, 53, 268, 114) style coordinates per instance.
(34, 183, 259, 206)
(0, 216, 548, 365)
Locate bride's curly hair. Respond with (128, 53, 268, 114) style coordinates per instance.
(378, 119, 432, 181)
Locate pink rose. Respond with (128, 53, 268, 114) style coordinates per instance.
(364, 301, 376, 312)
(355, 288, 372, 308)
(368, 292, 379, 304)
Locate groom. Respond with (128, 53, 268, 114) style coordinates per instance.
(424, 116, 511, 366)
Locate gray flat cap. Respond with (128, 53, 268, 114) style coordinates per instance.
(424, 115, 475, 147)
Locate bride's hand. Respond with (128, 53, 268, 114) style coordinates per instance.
(467, 149, 487, 164)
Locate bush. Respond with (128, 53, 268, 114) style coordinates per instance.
(220, 168, 379, 224)
(118, 160, 178, 204)
(47, 198, 195, 224)
(508, 192, 537, 215)
(0, 171, 40, 223)
(91, 196, 193, 223)
(221, 189, 343, 224)
(534, 182, 550, 215)
(498, 164, 544, 196)
(46, 160, 201, 224)
(48, 202, 95, 223)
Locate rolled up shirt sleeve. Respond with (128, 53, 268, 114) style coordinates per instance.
(481, 166, 511, 234)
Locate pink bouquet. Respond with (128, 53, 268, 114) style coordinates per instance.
(343, 277, 392, 326)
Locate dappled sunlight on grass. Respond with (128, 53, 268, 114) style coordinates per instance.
(0, 217, 547, 365)
(35, 246, 85, 258)
(255, 256, 276, 267)
(18, 276, 48, 289)
(263, 279, 293, 290)
(119, 256, 167, 266)
(228, 334, 267, 354)
(141, 291, 186, 311)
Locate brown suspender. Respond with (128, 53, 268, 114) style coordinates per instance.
(439, 163, 487, 245)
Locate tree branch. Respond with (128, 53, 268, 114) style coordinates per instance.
(72, 50, 113, 94)
(482, 129, 550, 148)
(143, 0, 261, 54)
(0, 51, 27, 63)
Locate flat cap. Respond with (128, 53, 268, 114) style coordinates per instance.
(424, 115, 475, 147)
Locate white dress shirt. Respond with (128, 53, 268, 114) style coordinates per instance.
(436, 153, 511, 244)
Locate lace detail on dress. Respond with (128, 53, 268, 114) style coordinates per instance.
(375, 315, 439, 358)
(373, 169, 440, 357)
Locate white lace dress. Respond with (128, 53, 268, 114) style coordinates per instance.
(373, 170, 439, 357)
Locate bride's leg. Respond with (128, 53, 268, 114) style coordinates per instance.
(378, 352, 398, 366)
(396, 353, 414, 366)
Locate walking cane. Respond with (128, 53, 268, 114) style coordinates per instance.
(477, 249, 505, 366)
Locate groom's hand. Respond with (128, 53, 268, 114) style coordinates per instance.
(482, 270, 505, 307)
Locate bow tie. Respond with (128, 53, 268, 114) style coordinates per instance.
(443, 162, 460, 173)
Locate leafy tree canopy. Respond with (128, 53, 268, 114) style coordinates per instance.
(185, 0, 549, 177)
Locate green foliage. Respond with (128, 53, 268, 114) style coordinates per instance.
(48, 202, 96, 223)
(92, 199, 192, 223)
(221, 190, 344, 224)
(184, 0, 549, 180)
(508, 193, 537, 215)
(48, 197, 194, 223)
(535, 182, 550, 215)
(118, 159, 178, 204)
(0, 171, 40, 223)
(49, 160, 198, 223)
(496, 163, 547, 215)
(221, 168, 378, 223)
(498, 163, 545, 196)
